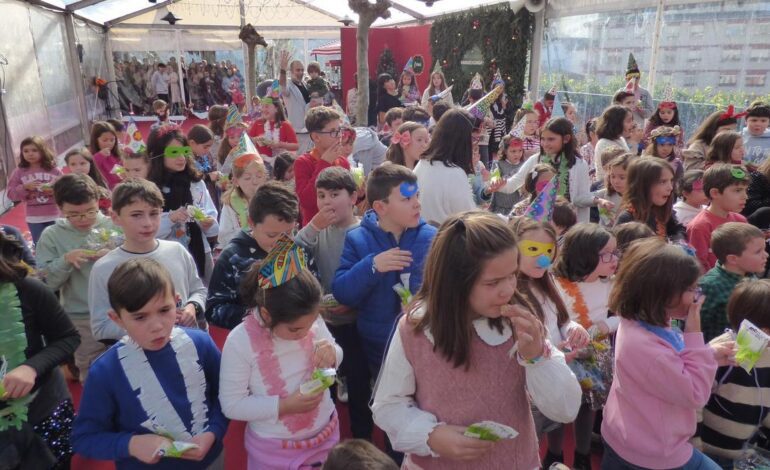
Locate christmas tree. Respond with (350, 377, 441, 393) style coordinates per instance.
(377, 48, 397, 78)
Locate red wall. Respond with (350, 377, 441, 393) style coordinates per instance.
(340, 24, 433, 108)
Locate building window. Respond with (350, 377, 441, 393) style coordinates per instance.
(690, 24, 704, 39)
(746, 74, 766, 87)
(687, 49, 701, 63)
(721, 49, 741, 62)
(719, 74, 737, 86)
(750, 49, 770, 62)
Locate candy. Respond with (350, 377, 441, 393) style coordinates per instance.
(158, 440, 199, 458)
(300, 368, 336, 395)
(735, 319, 770, 373)
(464, 421, 518, 441)
(186, 205, 207, 222)
(351, 166, 364, 188)
(320, 294, 340, 309)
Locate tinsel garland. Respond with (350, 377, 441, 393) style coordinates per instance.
(0, 282, 32, 431)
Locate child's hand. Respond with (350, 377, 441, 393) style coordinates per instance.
(2, 364, 37, 399)
(65, 249, 91, 269)
(176, 303, 197, 327)
(312, 340, 337, 369)
(180, 432, 216, 461)
(199, 216, 215, 231)
(485, 178, 506, 194)
(565, 325, 590, 350)
(279, 389, 324, 416)
(169, 207, 189, 224)
(501, 305, 545, 361)
(128, 434, 171, 464)
(373, 248, 412, 273)
(320, 142, 342, 163)
(710, 340, 737, 367)
(309, 206, 336, 231)
(597, 198, 615, 210)
(683, 295, 706, 334)
(427, 424, 495, 460)
(24, 181, 41, 191)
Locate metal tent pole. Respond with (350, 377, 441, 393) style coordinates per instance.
(63, 12, 91, 140)
(528, 8, 545, 100)
(175, 29, 186, 112)
(647, 0, 665, 95)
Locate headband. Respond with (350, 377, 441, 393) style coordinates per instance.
(155, 123, 181, 139)
(655, 136, 677, 145)
(719, 105, 747, 123)
(658, 101, 677, 110)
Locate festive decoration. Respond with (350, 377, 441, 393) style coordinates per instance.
(430, 85, 454, 103)
(659, 85, 676, 109)
(510, 117, 526, 139)
(492, 70, 505, 88)
(624, 79, 636, 93)
(719, 104, 748, 123)
(376, 47, 397, 79)
(469, 73, 484, 90)
(430, 4, 533, 105)
(0, 283, 32, 431)
(261, 80, 281, 106)
(626, 53, 640, 79)
(392, 273, 413, 308)
(403, 56, 415, 74)
(126, 118, 146, 154)
(557, 278, 591, 329)
(544, 85, 557, 99)
(257, 234, 308, 289)
(551, 93, 565, 118)
(164, 146, 193, 159)
(465, 84, 504, 120)
(541, 153, 570, 198)
(224, 104, 243, 130)
(230, 132, 262, 164)
(524, 176, 557, 222)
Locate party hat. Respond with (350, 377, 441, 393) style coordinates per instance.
(509, 117, 526, 139)
(465, 84, 503, 120)
(521, 91, 534, 111)
(626, 53, 641, 79)
(261, 80, 282, 106)
(224, 104, 243, 130)
(230, 132, 263, 168)
(492, 70, 505, 88)
(403, 56, 415, 74)
(433, 60, 442, 73)
(257, 234, 308, 289)
(126, 118, 146, 154)
(524, 176, 557, 222)
(624, 79, 636, 93)
(659, 84, 676, 109)
(544, 85, 557, 99)
(551, 93, 565, 118)
(430, 84, 454, 103)
(470, 73, 483, 90)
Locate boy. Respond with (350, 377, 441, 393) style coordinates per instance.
(152, 99, 170, 130)
(206, 181, 298, 330)
(332, 164, 437, 374)
(673, 170, 707, 226)
(295, 106, 352, 226)
(687, 164, 749, 271)
(123, 152, 151, 179)
(36, 174, 116, 381)
(742, 101, 770, 166)
(379, 107, 404, 146)
(699, 222, 767, 341)
(89, 179, 207, 343)
(295, 167, 373, 440)
(73, 258, 227, 469)
(306, 61, 330, 98)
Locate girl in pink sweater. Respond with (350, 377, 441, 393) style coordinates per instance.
(7, 136, 62, 244)
(602, 237, 735, 470)
(89, 121, 124, 189)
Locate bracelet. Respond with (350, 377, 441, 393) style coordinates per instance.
(186, 301, 203, 319)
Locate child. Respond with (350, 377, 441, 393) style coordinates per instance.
(207, 104, 228, 165)
(552, 223, 619, 469)
(90, 121, 124, 189)
(699, 222, 766, 341)
(7, 136, 62, 244)
(673, 170, 707, 226)
(552, 197, 577, 245)
(247, 95, 261, 121)
(371, 211, 581, 469)
(643, 95, 683, 149)
(188, 124, 221, 211)
(379, 107, 404, 146)
(535, 87, 555, 127)
(0, 231, 80, 469)
(511, 108, 541, 158)
(706, 130, 746, 169)
(89, 179, 207, 343)
(511, 163, 555, 217)
(397, 67, 420, 106)
(500, 118, 593, 222)
(420, 70, 451, 109)
(107, 118, 128, 151)
(385, 122, 430, 170)
(73, 258, 227, 469)
(218, 238, 342, 469)
(122, 151, 151, 180)
(741, 101, 770, 167)
(152, 98, 170, 129)
(323, 439, 398, 470)
(594, 105, 633, 180)
(307, 61, 331, 97)
(593, 153, 632, 228)
(218, 110, 249, 176)
(332, 164, 437, 374)
(65, 148, 112, 214)
(248, 82, 299, 166)
(273, 152, 296, 190)
(490, 135, 525, 216)
(36, 174, 114, 381)
(700, 279, 770, 464)
(218, 152, 268, 249)
(644, 126, 684, 182)
(687, 164, 749, 270)
(616, 157, 686, 240)
(602, 237, 727, 469)
(147, 125, 219, 284)
(612, 221, 655, 255)
(684, 107, 744, 171)
(295, 167, 372, 440)
(295, 106, 352, 226)
(579, 118, 598, 171)
(206, 181, 298, 331)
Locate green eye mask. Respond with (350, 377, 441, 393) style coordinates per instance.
(164, 146, 193, 159)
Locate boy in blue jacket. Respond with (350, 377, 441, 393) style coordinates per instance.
(333, 164, 437, 375)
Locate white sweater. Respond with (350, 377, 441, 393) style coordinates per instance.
(413, 160, 476, 226)
(593, 137, 629, 180)
(217, 204, 243, 249)
(555, 278, 619, 333)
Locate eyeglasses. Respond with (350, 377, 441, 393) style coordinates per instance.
(64, 209, 99, 221)
(599, 250, 620, 263)
(689, 286, 703, 302)
(314, 128, 341, 138)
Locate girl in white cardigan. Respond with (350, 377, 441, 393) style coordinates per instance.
(498, 117, 594, 222)
(217, 154, 268, 249)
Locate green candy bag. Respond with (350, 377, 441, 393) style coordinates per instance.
(464, 421, 518, 441)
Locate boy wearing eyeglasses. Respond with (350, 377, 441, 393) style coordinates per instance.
(35, 173, 116, 382)
(294, 106, 353, 227)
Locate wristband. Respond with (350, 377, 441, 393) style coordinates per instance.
(186, 301, 203, 319)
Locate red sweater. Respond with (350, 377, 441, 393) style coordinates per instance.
(686, 209, 746, 271)
(294, 149, 350, 226)
(247, 119, 297, 158)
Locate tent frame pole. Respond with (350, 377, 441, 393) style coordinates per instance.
(63, 11, 91, 141)
(647, 0, 665, 95)
(528, 8, 545, 99)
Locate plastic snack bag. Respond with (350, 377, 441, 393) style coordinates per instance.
(300, 368, 336, 395)
(735, 319, 770, 373)
(464, 421, 518, 441)
(351, 165, 365, 189)
(320, 294, 340, 309)
(490, 167, 502, 185)
(158, 440, 199, 458)
(83, 227, 124, 255)
(392, 273, 413, 308)
(110, 165, 127, 178)
(186, 205, 207, 222)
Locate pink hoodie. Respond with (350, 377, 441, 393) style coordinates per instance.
(602, 318, 718, 469)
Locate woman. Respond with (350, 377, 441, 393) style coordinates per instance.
(376, 73, 402, 129)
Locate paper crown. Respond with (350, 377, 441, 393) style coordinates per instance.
(492, 70, 505, 88)
(464, 84, 504, 120)
(544, 85, 557, 99)
(626, 53, 640, 78)
(403, 56, 415, 74)
(659, 85, 676, 109)
(649, 125, 681, 139)
(430, 84, 453, 103)
(524, 176, 557, 222)
(230, 132, 263, 166)
(224, 104, 243, 130)
(126, 118, 146, 154)
(257, 234, 308, 289)
(719, 104, 748, 123)
(470, 73, 483, 90)
(551, 93, 565, 118)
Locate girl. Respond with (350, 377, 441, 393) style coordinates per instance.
(385, 122, 430, 170)
(219, 241, 342, 469)
(489, 135, 525, 215)
(552, 223, 620, 470)
(0, 231, 80, 469)
(218, 154, 268, 248)
(616, 157, 686, 240)
(64, 148, 112, 214)
(273, 152, 296, 191)
(499, 117, 594, 222)
(594, 105, 634, 180)
(421, 71, 452, 108)
(706, 130, 745, 168)
(511, 108, 541, 158)
(90, 121, 124, 189)
(644, 126, 684, 182)
(207, 104, 228, 167)
(371, 211, 581, 469)
(147, 125, 219, 284)
(602, 238, 728, 470)
(511, 163, 555, 217)
(593, 153, 632, 228)
(643, 99, 684, 149)
(684, 106, 745, 171)
(398, 69, 420, 106)
(188, 124, 221, 211)
(579, 119, 598, 170)
(376, 73, 402, 128)
(7, 136, 62, 244)
(673, 170, 707, 226)
(121, 151, 150, 180)
(248, 90, 299, 167)
(218, 121, 249, 176)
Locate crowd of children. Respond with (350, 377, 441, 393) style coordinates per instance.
(7, 49, 770, 470)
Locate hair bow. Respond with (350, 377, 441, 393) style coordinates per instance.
(156, 123, 182, 139)
(391, 130, 411, 146)
(719, 105, 748, 122)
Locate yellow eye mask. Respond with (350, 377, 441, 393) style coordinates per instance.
(519, 240, 555, 259)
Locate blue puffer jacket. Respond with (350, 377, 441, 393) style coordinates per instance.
(332, 209, 437, 368)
